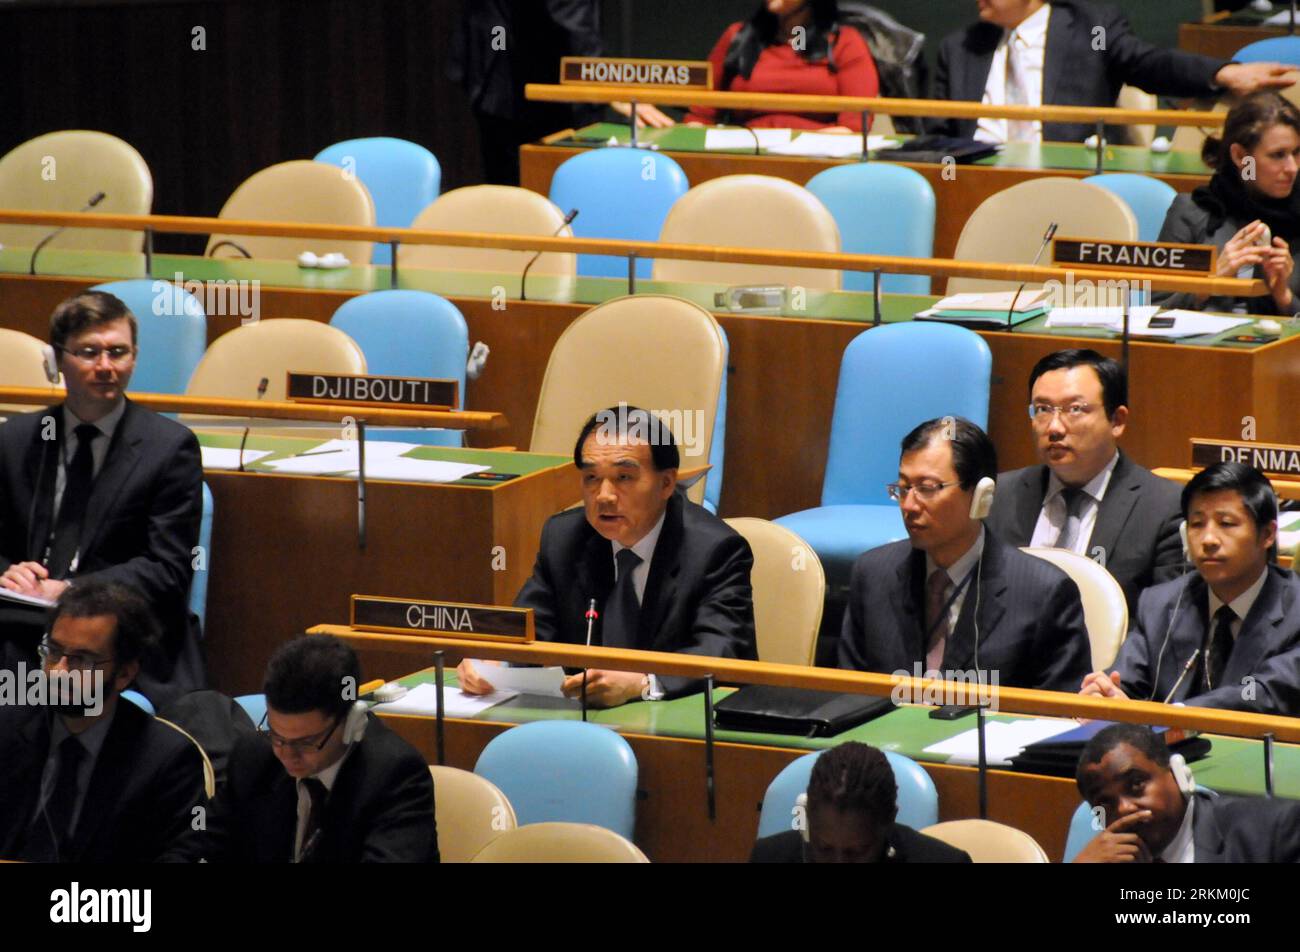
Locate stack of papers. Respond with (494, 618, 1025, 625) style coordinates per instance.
(764, 132, 901, 158)
(254, 439, 490, 482)
(922, 718, 1077, 766)
(371, 681, 518, 718)
(200, 446, 272, 471)
(1044, 305, 1159, 329)
(917, 289, 1052, 327)
(1045, 307, 1254, 339)
(704, 128, 792, 150)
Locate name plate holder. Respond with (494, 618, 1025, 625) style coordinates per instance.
(1191, 439, 1300, 480)
(560, 56, 711, 149)
(350, 595, 535, 644)
(286, 372, 457, 412)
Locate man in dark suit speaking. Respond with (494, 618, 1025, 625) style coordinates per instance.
(0, 290, 203, 706)
(1074, 723, 1300, 863)
(837, 416, 1091, 692)
(984, 349, 1183, 615)
(459, 404, 756, 706)
(201, 635, 439, 863)
(931, 0, 1294, 143)
(0, 579, 206, 862)
(1081, 463, 1300, 714)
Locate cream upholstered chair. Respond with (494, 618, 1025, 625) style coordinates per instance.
(0, 329, 63, 419)
(529, 294, 725, 506)
(185, 319, 365, 402)
(398, 185, 576, 295)
(653, 174, 842, 290)
(206, 160, 376, 264)
(1170, 100, 1228, 155)
(948, 178, 1137, 294)
(724, 517, 824, 665)
(469, 822, 649, 863)
(0, 130, 152, 253)
(921, 819, 1049, 863)
(1021, 547, 1128, 670)
(156, 717, 216, 799)
(429, 766, 517, 863)
(1115, 85, 1157, 147)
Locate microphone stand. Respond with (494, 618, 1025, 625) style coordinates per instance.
(1005, 222, 1058, 334)
(520, 209, 578, 301)
(29, 191, 106, 275)
(582, 599, 598, 722)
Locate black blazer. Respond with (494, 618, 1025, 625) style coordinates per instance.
(837, 533, 1092, 692)
(931, 1, 1226, 141)
(750, 825, 972, 863)
(1111, 566, 1300, 715)
(1191, 791, 1300, 862)
(515, 491, 757, 696)
(201, 713, 439, 863)
(0, 700, 205, 862)
(0, 399, 204, 706)
(984, 452, 1185, 616)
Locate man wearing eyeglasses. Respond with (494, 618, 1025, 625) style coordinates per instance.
(0, 290, 204, 707)
(983, 349, 1183, 615)
(201, 635, 438, 863)
(0, 579, 206, 862)
(838, 416, 1091, 691)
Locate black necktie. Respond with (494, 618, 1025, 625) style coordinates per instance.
(25, 734, 84, 862)
(601, 548, 643, 649)
(1053, 487, 1085, 550)
(47, 424, 100, 578)
(298, 777, 328, 863)
(1204, 606, 1235, 692)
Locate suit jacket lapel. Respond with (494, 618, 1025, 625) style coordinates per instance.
(639, 494, 683, 651)
(945, 539, 1007, 672)
(1013, 468, 1048, 542)
(9, 711, 51, 854)
(965, 33, 998, 103)
(1190, 794, 1226, 862)
(899, 549, 927, 663)
(78, 399, 144, 560)
(1089, 453, 1139, 562)
(68, 702, 137, 858)
(578, 530, 614, 645)
(1224, 569, 1288, 685)
(1166, 575, 1210, 701)
(23, 405, 62, 562)
(1041, 2, 1070, 107)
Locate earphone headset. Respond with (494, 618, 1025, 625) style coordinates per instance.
(41, 344, 60, 385)
(341, 700, 368, 746)
(968, 476, 996, 520)
(1169, 752, 1196, 798)
(1148, 520, 1193, 702)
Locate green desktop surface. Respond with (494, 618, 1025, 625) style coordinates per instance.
(389, 667, 1300, 800)
(193, 431, 568, 484)
(556, 122, 1213, 177)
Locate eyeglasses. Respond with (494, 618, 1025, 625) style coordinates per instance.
(1028, 402, 1097, 425)
(886, 480, 957, 502)
(258, 713, 342, 753)
(37, 639, 113, 671)
(60, 344, 135, 365)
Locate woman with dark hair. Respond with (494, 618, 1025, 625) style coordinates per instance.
(1155, 91, 1300, 315)
(683, 0, 880, 132)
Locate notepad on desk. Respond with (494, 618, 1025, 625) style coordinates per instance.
(764, 132, 900, 158)
(200, 446, 273, 471)
(703, 127, 792, 151)
(372, 681, 518, 717)
(916, 289, 1052, 328)
(922, 718, 1077, 766)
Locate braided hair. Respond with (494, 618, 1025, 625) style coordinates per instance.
(807, 741, 898, 826)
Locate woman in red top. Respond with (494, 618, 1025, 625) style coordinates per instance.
(684, 0, 880, 133)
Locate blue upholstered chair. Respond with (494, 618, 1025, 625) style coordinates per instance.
(474, 720, 638, 839)
(91, 279, 206, 394)
(1063, 786, 1216, 862)
(329, 290, 469, 446)
(1082, 173, 1178, 244)
(1233, 36, 1300, 66)
(121, 690, 156, 716)
(805, 163, 936, 295)
(234, 694, 267, 727)
(314, 137, 441, 267)
(190, 483, 214, 633)
(548, 147, 689, 278)
(775, 322, 991, 595)
(757, 748, 939, 839)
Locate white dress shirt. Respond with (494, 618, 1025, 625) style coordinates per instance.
(610, 509, 668, 699)
(1207, 567, 1269, 643)
(925, 528, 987, 635)
(975, 3, 1052, 144)
(1160, 795, 1196, 863)
(1029, 451, 1120, 555)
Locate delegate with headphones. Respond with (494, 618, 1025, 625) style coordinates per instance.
(1080, 462, 1300, 716)
(837, 416, 1092, 692)
(199, 635, 439, 863)
(1074, 723, 1300, 863)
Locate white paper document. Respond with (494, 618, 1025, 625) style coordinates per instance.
(1126, 310, 1254, 339)
(704, 127, 793, 150)
(1044, 305, 1160, 329)
(200, 446, 273, 471)
(922, 718, 1076, 766)
(372, 681, 518, 717)
(0, 587, 56, 609)
(471, 660, 568, 698)
(358, 456, 489, 483)
(258, 439, 421, 475)
(764, 133, 900, 157)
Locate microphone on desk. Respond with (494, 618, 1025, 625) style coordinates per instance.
(581, 598, 599, 722)
(520, 208, 579, 302)
(1162, 647, 1203, 705)
(29, 191, 106, 275)
(237, 377, 269, 472)
(1004, 221, 1058, 333)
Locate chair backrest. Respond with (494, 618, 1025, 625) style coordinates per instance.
(920, 819, 1048, 862)
(428, 765, 517, 863)
(0, 130, 152, 253)
(549, 147, 689, 278)
(805, 163, 935, 295)
(156, 716, 217, 799)
(0, 329, 62, 389)
(90, 279, 207, 394)
(1234, 36, 1300, 66)
(469, 822, 649, 863)
(653, 174, 842, 289)
(121, 689, 155, 715)
(724, 517, 824, 665)
(233, 693, 267, 726)
(473, 721, 638, 838)
(1081, 173, 1178, 244)
(398, 186, 576, 295)
(207, 160, 376, 264)
(530, 294, 725, 507)
(1170, 100, 1228, 154)
(1115, 85, 1157, 147)
(190, 483, 214, 632)
(757, 748, 939, 838)
(1021, 547, 1128, 670)
(329, 290, 469, 447)
(822, 323, 991, 506)
(314, 137, 441, 267)
(949, 178, 1137, 294)
(185, 319, 366, 401)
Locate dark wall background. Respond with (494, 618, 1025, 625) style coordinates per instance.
(0, 0, 1204, 252)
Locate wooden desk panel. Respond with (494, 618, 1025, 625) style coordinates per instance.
(1179, 22, 1288, 60)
